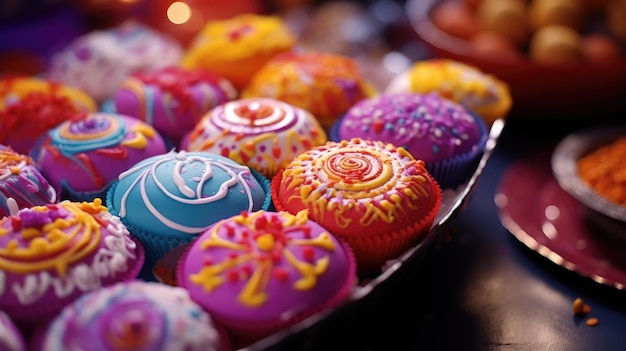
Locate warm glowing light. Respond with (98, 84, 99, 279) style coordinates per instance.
(167, 1, 192, 25)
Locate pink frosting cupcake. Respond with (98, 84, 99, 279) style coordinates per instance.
(31, 112, 168, 201)
(177, 210, 356, 347)
(334, 92, 488, 189)
(0, 199, 144, 325)
(107, 66, 238, 145)
(0, 145, 58, 218)
(181, 97, 328, 178)
(48, 21, 183, 103)
(34, 280, 230, 351)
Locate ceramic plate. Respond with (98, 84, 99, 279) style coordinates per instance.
(496, 149, 626, 290)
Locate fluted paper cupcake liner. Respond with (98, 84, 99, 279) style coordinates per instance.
(272, 170, 442, 276)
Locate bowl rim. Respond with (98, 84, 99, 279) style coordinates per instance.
(405, 0, 626, 71)
(551, 123, 626, 223)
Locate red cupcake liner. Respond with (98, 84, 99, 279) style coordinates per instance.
(272, 170, 443, 276)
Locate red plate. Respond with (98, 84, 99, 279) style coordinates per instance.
(496, 149, 626, 290)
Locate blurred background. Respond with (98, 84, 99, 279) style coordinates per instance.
(0, 0, 420, 90)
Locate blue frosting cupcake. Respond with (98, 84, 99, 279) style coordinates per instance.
(106, 150, 272, 274)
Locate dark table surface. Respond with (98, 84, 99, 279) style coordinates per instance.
(3, 3, 626, 350)
(255, 116, 626, 351)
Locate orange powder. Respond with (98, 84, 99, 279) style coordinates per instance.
(577, 137, 626, 207)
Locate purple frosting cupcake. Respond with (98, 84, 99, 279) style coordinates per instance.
(0, 310, 26, 351)
(35, 280, 229, 351)
(0, 145, 58, 218)
(333, 92, 488, 188)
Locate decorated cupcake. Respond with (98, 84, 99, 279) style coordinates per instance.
(31, 112, 168, 201)
(0, 76, 97, 154)
(106, 150, 272, 269)
(385, 59, 512, 125)
(272, 138, 442, 275)
(181, 14, 296, 90)
(48, 21, 183, 102)
(0, 145, 58, 218)
(181, 97, 328, 178)
(0, 310, 27, 351)
(0, 199, 144, 324)
(177, 210, 357, 346)
(332, 92, 489, 189)
(242, 51, 376, 129)
(35, 280, 229, 351)
(104, 66, 238, 145)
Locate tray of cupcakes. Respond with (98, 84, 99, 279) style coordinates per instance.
(0, 9, 506, 351)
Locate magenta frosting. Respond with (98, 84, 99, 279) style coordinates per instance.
(32, 112, 167, 199)
(0, 200, 144, 323)
(0, 145, 58, 218)
(111, 66, 238, 142)
(38, 281, 224, 351)
(337, 92, 483, 163)
(177, 210, 356, 334)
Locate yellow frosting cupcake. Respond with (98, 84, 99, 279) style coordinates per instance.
(182, 14, 296, 90)
(385, 59, 512, 125)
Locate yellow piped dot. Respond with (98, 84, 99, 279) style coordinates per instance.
(256, 234, 275, 251)
(30, 237, 49, 253)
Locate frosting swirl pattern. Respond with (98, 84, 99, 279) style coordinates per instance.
(33, 112, 167, 198)
(109, 150, 267, 239)
(183, 97, 327, 177)
(41, 281, 221, 351)
(277, 138, 441, 237)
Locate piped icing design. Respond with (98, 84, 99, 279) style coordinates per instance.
(385, 59, 511, 124)
(0, 77, 96, 154)
(109, 150, 267, 239)
(182, 14, 296, 89)
(49, 21, 183, 102)
(183, 97, 327, 177)
(41, 281, 222, 351)
(242, 52, 376, 128)
(0, 145, 58, 218)
(0, 311, 26, 351)
(337, 93, 484, 163)
(32, 112, 167, 197)
(276, 138, 441, 238)
(0, 199, 142, 319)
(111, 66, 238, 140)
(178, 210, 354, 328)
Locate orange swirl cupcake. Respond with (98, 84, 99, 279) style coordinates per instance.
(243, 51, 377, 129)
(272, 138, 442, 275)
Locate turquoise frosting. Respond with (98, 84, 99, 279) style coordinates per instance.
(108, 150, 267, 240)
